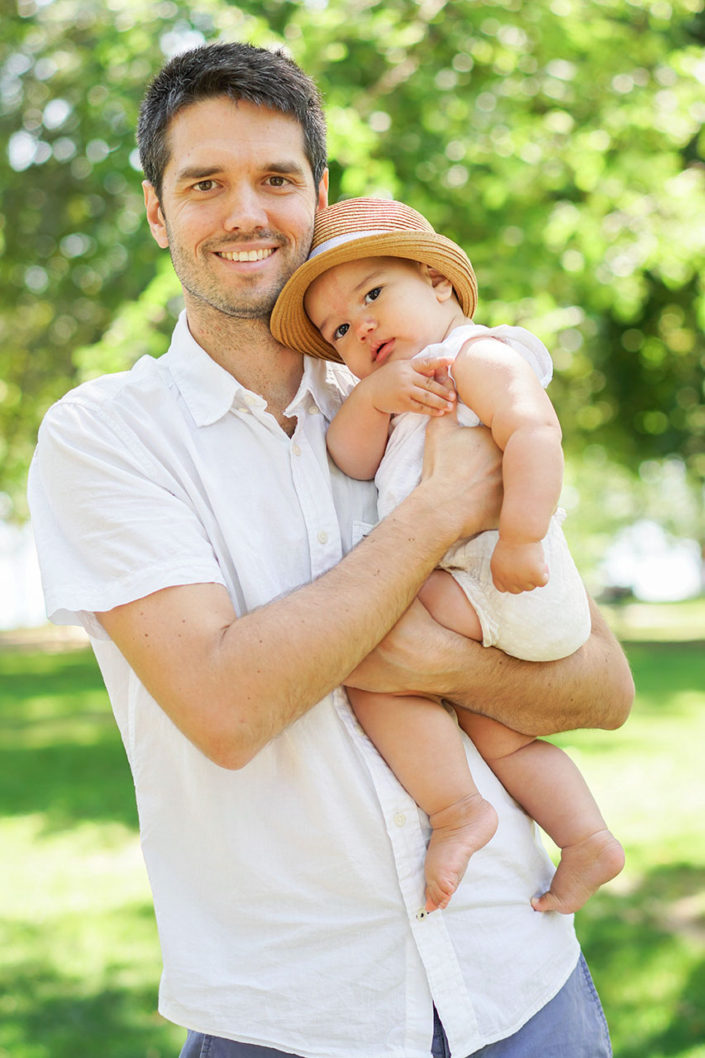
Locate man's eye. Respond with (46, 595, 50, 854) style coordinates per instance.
(194, 180, 216, 192)
(333, 323, 350, 341)
(365, 287, 381, 303)
(268, 175, 289, 187)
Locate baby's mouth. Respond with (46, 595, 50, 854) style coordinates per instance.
(373, 339, 395, 364)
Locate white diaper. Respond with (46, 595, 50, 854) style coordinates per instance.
(440, 510, 591, 662)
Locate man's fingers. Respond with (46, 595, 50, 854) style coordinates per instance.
(425, 401, 460, 431)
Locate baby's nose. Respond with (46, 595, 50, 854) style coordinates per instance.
(356, 317, 376, 340)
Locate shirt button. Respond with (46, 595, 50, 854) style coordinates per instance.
(415, 908, 429, 921)
(393, 812, 406, 827)
(308, 405, 320, 414)
(244, 393, 258, 406)
(292, 443, 301, 456)
(317, 530, 328, 545)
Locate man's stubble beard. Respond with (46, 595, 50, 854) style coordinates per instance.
(164, 221, 312, 322)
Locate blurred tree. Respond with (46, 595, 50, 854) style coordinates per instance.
(1, 0, 704, 532)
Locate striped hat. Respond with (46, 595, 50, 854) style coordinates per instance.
(270, 197, 478, 362)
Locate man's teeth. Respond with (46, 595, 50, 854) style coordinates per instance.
(218, 248, 275, 261)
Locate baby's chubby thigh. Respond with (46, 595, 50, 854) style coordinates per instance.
(417, 568, 484, 642)
(441, 514, 591, 662)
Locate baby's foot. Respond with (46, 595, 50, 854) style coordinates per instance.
(425, 793, 498, 911)
(530, 829, 625, 914)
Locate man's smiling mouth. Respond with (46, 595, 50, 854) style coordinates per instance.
(216, 248, 276, 262)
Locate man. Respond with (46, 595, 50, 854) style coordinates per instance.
(28, 42, 633, 1058)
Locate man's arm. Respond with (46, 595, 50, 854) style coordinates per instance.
(346, 594, 634, 734)
(98, 414, 503, 770)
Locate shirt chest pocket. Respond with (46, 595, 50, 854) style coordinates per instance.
(351, 520, 377, 549)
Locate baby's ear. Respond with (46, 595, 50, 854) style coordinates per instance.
(424, 264, 455, 302)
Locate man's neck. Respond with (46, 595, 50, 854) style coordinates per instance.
(186, 305, 305, 432)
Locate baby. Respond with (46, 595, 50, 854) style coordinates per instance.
(271, 197, 624, 914)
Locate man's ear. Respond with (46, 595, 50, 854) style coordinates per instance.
(425, 264, 454, 303)
(143, 180, 169, 249)
(316, 167, 330, 210)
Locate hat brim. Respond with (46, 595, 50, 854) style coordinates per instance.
(270, 231, 478, 362)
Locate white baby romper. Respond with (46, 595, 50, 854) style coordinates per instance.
(374, 323, 591, 661)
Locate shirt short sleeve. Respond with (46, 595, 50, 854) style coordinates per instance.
(28, 396, 227, 638)
(487, 325, 553, 389)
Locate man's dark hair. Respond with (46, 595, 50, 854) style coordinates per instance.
(137, 41, 327, 199)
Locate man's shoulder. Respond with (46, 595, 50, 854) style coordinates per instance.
(44, 355, 168, 422)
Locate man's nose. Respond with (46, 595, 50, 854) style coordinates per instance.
(222, 185, 268, 231)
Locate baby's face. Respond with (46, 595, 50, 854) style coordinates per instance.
(304, 256, 454, 378)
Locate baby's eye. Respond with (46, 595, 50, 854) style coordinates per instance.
(333, 322, 350, 341)
(364, 287, 381, 303)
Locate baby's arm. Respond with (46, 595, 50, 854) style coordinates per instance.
(452, 339, 563, 593)
(327, 358, 456, 480)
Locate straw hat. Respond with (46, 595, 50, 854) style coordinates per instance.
(270, 197, 478, 362)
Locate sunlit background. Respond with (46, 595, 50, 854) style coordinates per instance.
(2, 0, 704, 628)
(1, 4, 704, 1058)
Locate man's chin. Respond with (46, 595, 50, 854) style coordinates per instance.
(218, 280, 288, 320)
(189, 291, 280, 321)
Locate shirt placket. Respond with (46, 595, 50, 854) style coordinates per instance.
(335, 697, 481, 1050)
(289, 399, 343, 578)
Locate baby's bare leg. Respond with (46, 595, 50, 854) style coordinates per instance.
(347, 687, 497, 911)
(417, 568, 483, 640)
(459, 713, 625, 913)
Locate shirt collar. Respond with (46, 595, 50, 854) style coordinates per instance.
(287, 354, 358, 423)
(164, 312, 243, 427)
(164, 310, 355, 427)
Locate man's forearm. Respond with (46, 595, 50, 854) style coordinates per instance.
(348, 595, 633, 735)
(100, 482, 465, 769)
(99, 415, 505, 770)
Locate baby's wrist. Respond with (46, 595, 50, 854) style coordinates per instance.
(353, 375, 391, 415)
(496, 530, 541, 550)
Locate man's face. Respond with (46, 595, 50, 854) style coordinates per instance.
(143, 96, 329, 322)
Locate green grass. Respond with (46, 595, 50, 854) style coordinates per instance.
(552, 599, 705, 1058)
(552, 655, 705, 1057)
(0, 647, 183, 1058)
(1, 605, 704, 1057)
(601, 596, 705, 644)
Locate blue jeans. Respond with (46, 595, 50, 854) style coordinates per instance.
(179, 953, 611, 1058)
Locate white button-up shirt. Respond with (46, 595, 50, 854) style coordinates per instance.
(28, 312, 578, 1058)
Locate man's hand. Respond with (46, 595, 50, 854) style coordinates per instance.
(347, 593, 634, 736)
(421, 416, 503, 542)
(345, 597, 449, 698)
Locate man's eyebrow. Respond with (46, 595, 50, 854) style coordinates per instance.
(266, 158, 309, 176)
(174, 160, 310, 184)
(174, 165, 222, 184)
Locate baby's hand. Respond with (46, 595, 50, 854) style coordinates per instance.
(369, 357, 456, 416)
(490, 539, 549, 594)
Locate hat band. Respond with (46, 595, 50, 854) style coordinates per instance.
(308, 229, 389, 260)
